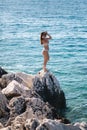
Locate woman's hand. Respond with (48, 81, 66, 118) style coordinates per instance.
(47, 32, 52, 39)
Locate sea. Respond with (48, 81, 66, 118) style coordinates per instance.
(0, 0, 87, 123)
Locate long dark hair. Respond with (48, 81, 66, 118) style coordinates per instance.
(40, 32, 47, 45)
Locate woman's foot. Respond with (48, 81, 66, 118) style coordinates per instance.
(43, 67, 48, 72)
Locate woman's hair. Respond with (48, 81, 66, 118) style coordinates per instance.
(40, 32, 47, 45)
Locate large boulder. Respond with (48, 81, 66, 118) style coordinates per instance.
(16, 72, 35, 88)
(9, 96, 26, 115)
(26, 97, 56, 120)
(2, 80, 29, 98)
(0, 72, 34, 89)
(16, 70, 66, 111)
(33, 70, 66, 110)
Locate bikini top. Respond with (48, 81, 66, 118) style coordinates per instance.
(41, 38, 49, 46)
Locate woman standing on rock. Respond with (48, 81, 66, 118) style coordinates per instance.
(40, 31, 52, 72)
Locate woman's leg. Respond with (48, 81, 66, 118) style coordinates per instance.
(43, 51, 49, 72)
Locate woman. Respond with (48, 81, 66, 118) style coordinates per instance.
(40, 31, 52, 72)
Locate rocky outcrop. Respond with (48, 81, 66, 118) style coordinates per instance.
(33, 70, 66, 110)
(0, 67, 87, 130)
(1, 70, 66, 110)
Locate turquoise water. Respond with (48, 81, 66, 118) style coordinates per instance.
(0, 0, 87, 123)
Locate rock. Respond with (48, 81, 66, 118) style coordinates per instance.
(0, 70, 66, 111)
(33, 70, 66, 110)
(74, 122, 87, 130)
(0, 73, 16, 89)
(25, 118, 40, 130)
(8, 108, 35, 129)
(9, 96, 26, 115)
(0, 126, 11, 130)
(0, 73, 25, 89)
(0, 67, 8, 78)
(0, 122, 4, 129)
(12, 123, 24, 130)
(24, 89, 43, 99)
(5, 96, 26, 127)
(16, 72, 35, 88)
(26, 97, 57, 120)
(2, 80, 29, 98)
(59, 117, 71, 124)
(0, 91, 9, 117)
(80, 122, 87, 130)
(36, 119, 80, 130)
(0, 72, 35, 89)
(6, 96, 58, 127)
(11, 108, 34, 127)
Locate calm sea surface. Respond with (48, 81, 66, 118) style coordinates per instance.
(0, 0, 87, 123)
